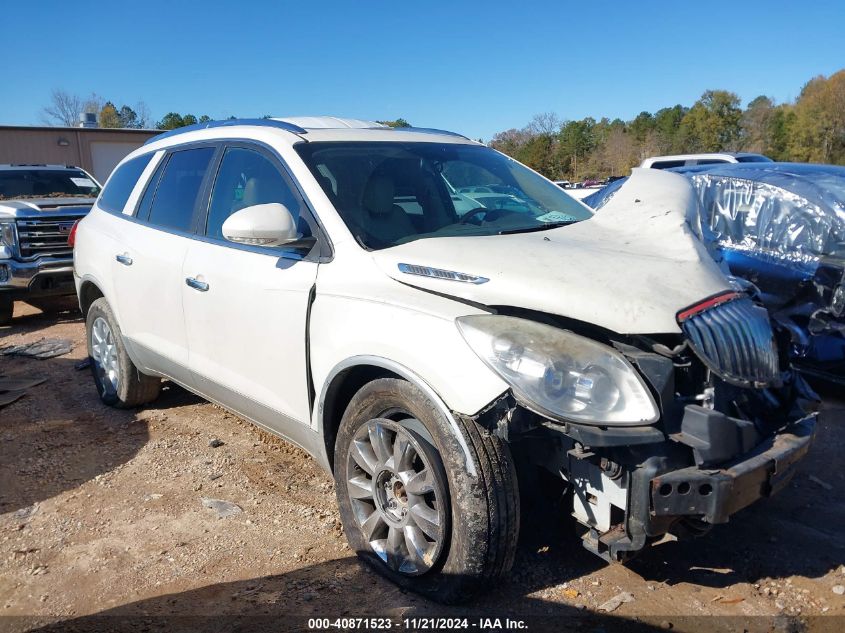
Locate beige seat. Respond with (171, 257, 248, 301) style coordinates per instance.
(242, 176, 268, 208)
(349, 173, 416, 247)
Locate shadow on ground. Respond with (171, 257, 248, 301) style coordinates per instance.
(0, 301, 82, 338)
(16, 558, 673, 633)
(0, 353, 148, 515)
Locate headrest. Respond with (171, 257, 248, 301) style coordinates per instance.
(362, 173, 395, 216)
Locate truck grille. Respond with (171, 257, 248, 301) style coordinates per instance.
(679, 293, 780, 387)
(15, 216, 77, 259)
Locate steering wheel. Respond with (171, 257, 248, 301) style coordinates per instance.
(459, 207, 492, 225)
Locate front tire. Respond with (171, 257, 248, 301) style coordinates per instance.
(334, 378, 519, 603)
(85, 297, 160, 408)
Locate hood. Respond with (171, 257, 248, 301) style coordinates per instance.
(372, 169, 731, 335)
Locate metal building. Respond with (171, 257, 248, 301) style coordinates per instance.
(0, 125, 161, 183)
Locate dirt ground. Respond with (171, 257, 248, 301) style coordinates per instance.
(1, 302, 844, 632)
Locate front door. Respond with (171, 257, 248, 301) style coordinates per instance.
(182, 145, 320, 434)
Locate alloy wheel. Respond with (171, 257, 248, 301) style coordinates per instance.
(90, 316, 119, 394)
(345, 418, 448, 575)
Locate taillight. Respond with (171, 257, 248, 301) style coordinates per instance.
(68, 220, 80, 248)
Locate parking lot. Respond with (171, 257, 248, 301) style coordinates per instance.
(0, 302, 843, 631)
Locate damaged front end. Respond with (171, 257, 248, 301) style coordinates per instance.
(687, 169, 845, 384)
(460, 291, 818, 563)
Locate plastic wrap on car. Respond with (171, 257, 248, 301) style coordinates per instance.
(688, 173, 845, 272)
(583, 177, 627, 210)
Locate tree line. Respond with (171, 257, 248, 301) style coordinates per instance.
(39, 68, 844, 179)
(40, 91, 417, 132)
(490, 69, 845, 180)
(40, 90, 214, 130)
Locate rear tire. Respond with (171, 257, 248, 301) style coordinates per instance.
(334, 378, 519, 603)
(0, 296, 12, 326)
(85, 297, 160, 408)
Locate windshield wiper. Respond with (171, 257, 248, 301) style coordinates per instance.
(498, 221, 578, 235)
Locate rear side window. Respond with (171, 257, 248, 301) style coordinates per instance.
(135, 159, 167, 220)
(99, 154, 153, 213)
(147, 147, 215, 232)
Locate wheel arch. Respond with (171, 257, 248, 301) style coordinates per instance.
(78, 278, 105, 319)
(317, 356, 478, 477)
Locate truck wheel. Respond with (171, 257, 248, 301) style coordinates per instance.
(85, 297, 160, 408)
(0, 296, 12, 326)
(334, 378, 519, 603)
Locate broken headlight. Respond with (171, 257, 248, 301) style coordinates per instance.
(457, 315, 659, 426)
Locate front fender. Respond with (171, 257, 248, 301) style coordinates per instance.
(309, 292, 508, 421)
(315, 355, 483, 476)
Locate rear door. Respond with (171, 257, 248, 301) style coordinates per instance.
(182, 143, 321, 434)
(111, 144, 218, 385)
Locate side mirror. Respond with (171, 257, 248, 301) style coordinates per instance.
(221, 203, 299, 246)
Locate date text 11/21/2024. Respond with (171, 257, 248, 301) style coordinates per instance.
(307, 617, 528, 630)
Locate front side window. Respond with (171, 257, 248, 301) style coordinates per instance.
(295, 142, 591, 250)
(205, 147, 306, 240)
(146, 147, 215, 232)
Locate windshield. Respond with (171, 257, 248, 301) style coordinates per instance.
(0, 168, 101, 200)
(295, 142, 592, 249)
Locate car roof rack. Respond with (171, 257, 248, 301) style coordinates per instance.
(390, 127, 469, 140)
(144, 118, 308, 145)
(143, 118, 470, 146)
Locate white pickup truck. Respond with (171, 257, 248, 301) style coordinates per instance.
(72, 118, 816, 602)
(0, 164, 100, 324)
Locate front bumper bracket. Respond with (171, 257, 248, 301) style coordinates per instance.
(650, 415, 816, 524)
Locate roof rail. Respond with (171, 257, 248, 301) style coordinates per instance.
(392, 127, 469, 140)
(144, 118, 308, 145)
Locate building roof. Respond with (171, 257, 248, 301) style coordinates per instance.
(0, 124, 161, 134)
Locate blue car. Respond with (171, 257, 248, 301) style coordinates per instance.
(584, 163, 845, 384)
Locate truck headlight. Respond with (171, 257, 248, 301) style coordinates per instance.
(457, 315, 659, 426)
(0, 222, 17, 253)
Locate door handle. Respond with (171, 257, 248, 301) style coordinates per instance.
(115, 254, 133, 266)
(185, 277, 209, 292)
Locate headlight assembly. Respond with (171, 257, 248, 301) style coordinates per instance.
(0, 222, 17, 253)
(457, 315, 659, 426)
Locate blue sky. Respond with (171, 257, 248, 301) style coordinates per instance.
(3, 0, 843, 140)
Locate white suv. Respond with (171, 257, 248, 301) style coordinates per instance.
(73, 117, 816, 602)
(640, 152, 772, 169)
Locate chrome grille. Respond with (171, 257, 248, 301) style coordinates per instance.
(15, 216, 77, 259)
(680, 294, 780, 387)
